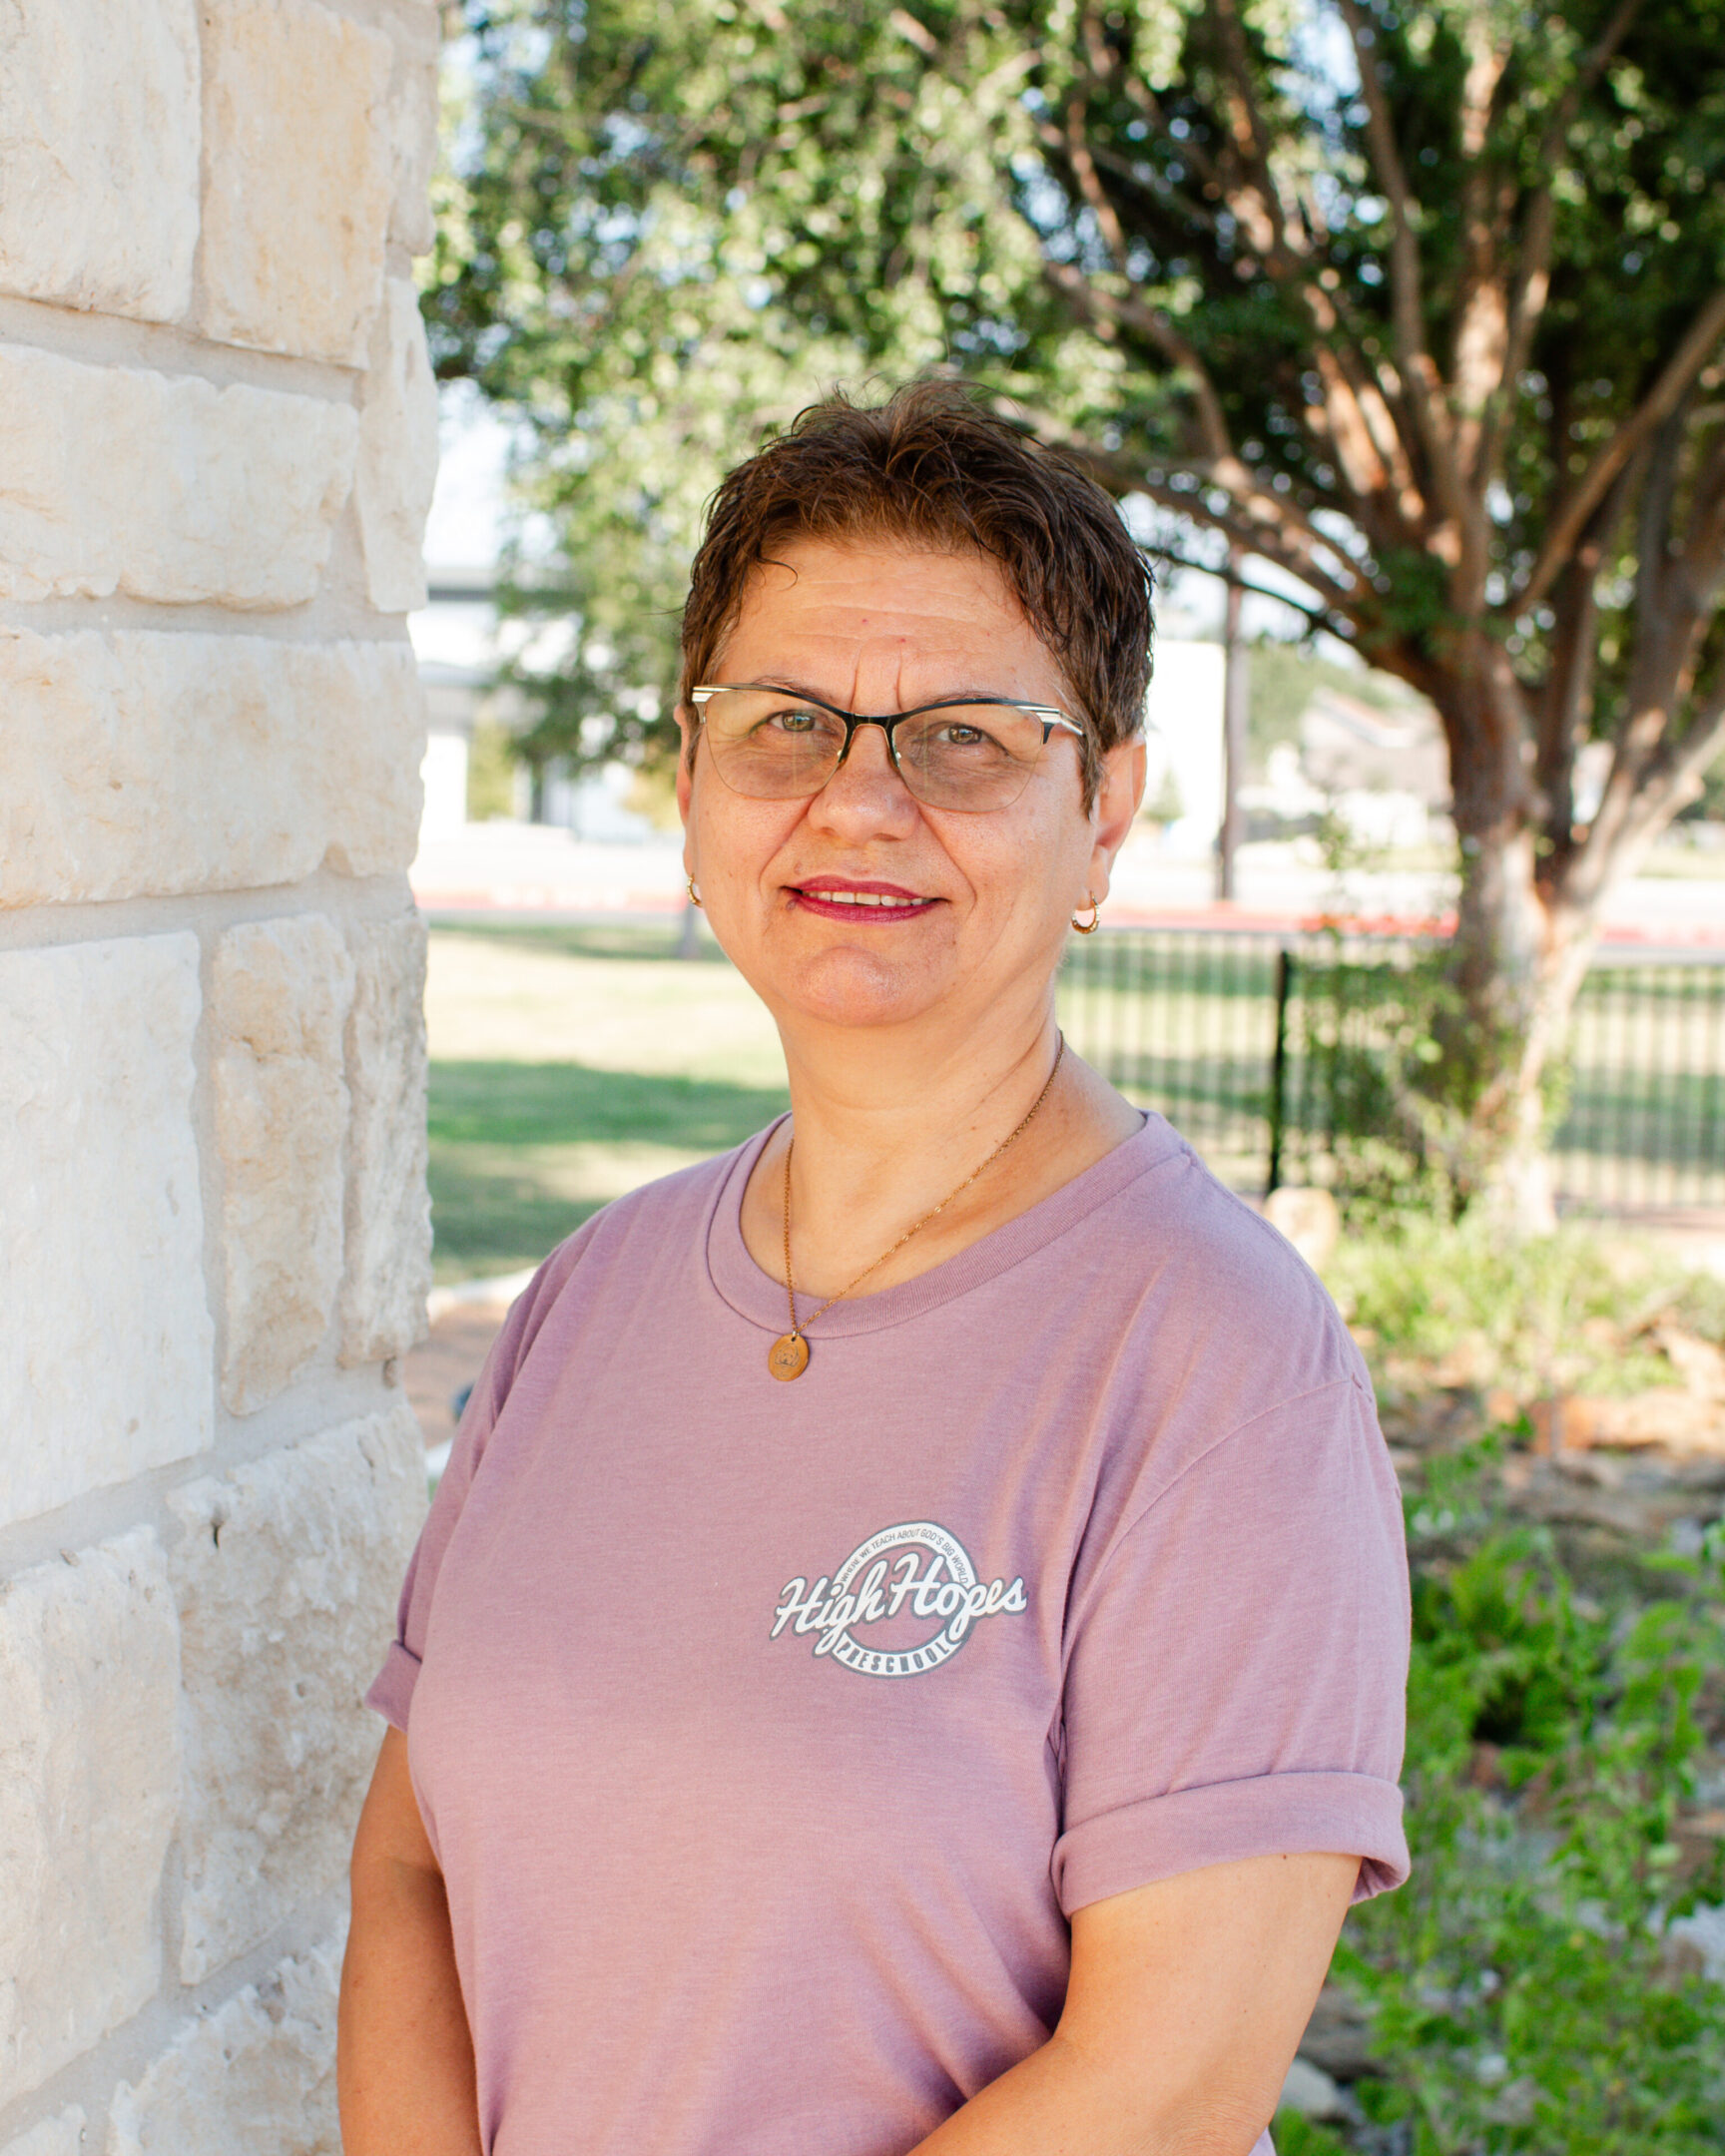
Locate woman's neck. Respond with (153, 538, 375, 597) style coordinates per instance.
(738, 1008, 1142, 1304)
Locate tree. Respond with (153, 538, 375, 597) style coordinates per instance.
(432, 0, 1725, 1223)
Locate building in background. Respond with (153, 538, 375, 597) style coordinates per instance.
(1141, 640, 1227, 858)
(408, 562, 663, 843)
(412, 564, 505, 833)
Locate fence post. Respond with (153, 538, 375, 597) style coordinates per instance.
(1267, 946, 1295, 1196)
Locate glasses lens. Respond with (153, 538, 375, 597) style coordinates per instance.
(701, 689, 847, 799)
(892, 704, 1051, 810)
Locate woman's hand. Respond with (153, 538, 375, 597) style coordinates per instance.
(338, 1727, 484, 2156)
(906, 1851, 1358, 2155)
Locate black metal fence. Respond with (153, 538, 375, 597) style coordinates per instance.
(1056, 927, 1725, 1214)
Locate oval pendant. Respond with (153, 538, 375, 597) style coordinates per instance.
(768, 1332, 810, 1381)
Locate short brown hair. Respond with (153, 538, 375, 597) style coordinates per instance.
(680, 381, 1153, 806)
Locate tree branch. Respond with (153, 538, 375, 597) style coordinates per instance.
(1564, 679, 1725, 907)
(998, 387, 1363, 615)
(1634, 397, 1691, 630)
(1535, 459, 1638, 849)
(1141, 545, 1346, 636)
(1679, 425, 1725, 584)
(1209, 0, 1295, 261)
(1062, 96, 1129, 272)
(1334, 0, 1472, 552)
(1043, 261, 1235, 462)
(1475, 0, 1646, 488)
(1084, 138, 1225, 245)
(1474, 187, 1552, 486)
(1130, 479, 1363, 614)
(1450, 14, 1514, 481)
(1519, 287, 1725, 612)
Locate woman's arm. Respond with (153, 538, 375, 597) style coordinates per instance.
(909, 1852, 1357, 2156)
(338, 1727, 483, 2156)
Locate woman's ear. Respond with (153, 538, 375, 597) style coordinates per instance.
(1086, 738, 1146, 904)
(675, 707, 698, 829)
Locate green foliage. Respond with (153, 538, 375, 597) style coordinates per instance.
(1271, 2116, 1351, 2156)
(465, 717, 519, 819)
(430, 0, 1079, 773)
(432, 0, 1725, 772)
(1324, 1216, 1706, 1401)
(1336, 1449, 1725, 2152)
(1287, 935, 1485, 1220)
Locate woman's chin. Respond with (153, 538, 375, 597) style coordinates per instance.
(768, 945, 954, 1032)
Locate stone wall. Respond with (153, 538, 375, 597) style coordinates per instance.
(0, 4, 439, 2148)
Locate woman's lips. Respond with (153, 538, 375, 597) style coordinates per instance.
(788, 879, 940, 922)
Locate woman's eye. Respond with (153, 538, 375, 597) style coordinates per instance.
(939, 725, 987, 748)
(767, 709, 820, 735)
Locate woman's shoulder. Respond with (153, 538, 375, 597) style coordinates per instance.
(1107, 1122, 1369, 1403)
(489, 1129, 774, 1366)
(1075, 1130, 1389, 1563)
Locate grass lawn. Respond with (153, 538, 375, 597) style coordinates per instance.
(425, 920, 788, 1282)
(424, 916, 1271, 1281)
(428, 916, 1725, 1279)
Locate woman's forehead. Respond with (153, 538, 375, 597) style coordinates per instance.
(723, 538, 1057, 687)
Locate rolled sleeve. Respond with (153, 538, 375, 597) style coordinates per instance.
(1054, 1769, 1408, 1914)
(1057, 1376, 1411, 1914)
(363, 1638, 422, 1735)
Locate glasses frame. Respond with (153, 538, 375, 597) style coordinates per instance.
(687, 683, 1087, 810)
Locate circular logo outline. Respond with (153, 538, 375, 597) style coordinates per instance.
(825, 1519, 978, 1679)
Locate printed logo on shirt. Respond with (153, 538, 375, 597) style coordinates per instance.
(769, 1520, 1028, 1679)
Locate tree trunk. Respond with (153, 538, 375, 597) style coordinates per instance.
(1433, 637, 1593, 1233)
(1449, 846, 1596, 1233)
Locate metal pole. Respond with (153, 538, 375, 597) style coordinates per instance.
(1267, 946, 1294, 1195)
(1217, 548, 1248, 902)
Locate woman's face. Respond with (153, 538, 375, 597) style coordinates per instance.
(677, 538, 1144, 1040)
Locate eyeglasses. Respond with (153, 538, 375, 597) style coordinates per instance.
(688, 684, 1087, 812)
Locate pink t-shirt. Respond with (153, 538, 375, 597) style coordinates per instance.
(369, 1115, 1410, 2156)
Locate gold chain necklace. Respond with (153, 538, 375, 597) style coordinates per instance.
(766, 1035, 1067, 1381)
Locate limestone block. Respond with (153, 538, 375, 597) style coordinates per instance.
(0, 346, 356, 609)
(201, 0, 392, 364)
(0, 0, 199, 321)
(214, 919, 354, 1415)
(0, 630, 426, 907)
(0, 2109, 86, 2156)
(355, 279, 438, 613)
(0, 1531, 181, 2106)
(0, 938, 211, 1532)
(168, 1407, 425, 1980)
(387, 40, 440, 256)
(341, 916, 433, 1366)
(107, 1934, 345, 2156)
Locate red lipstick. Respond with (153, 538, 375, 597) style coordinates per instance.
(788, 875, 940, 922)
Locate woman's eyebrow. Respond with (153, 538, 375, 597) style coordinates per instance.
(753, 678, 1027, 709)
(753, 677, 841, 703)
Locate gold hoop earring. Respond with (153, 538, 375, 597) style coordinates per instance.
(1071, 896, 1101, 934)
(686, 876, 704, 909)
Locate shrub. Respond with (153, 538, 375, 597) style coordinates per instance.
(1333, 1446, 1725, 2152)
(1322, 1219, 1706, 1403)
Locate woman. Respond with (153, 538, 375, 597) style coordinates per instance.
(339, 382, 1410, 2156)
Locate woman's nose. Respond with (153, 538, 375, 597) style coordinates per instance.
(808, 721, 919, 831)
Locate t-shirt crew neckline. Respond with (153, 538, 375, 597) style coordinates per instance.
(705, 1109, 1178, 1340)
